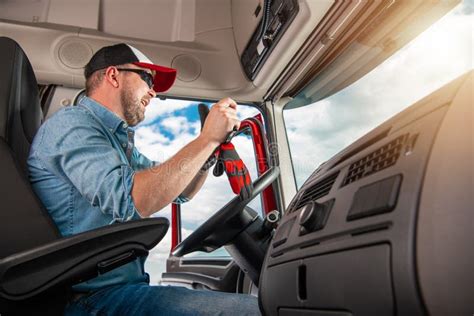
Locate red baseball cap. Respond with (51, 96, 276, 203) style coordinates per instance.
(84, 43, 177, 92)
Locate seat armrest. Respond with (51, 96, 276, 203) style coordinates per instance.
(0, 217, 168, 300)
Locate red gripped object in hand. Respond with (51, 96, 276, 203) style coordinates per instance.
(213, 142, 253, 199)
(198, 103, 253, 199)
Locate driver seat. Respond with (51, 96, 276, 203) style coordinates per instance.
(0, 37, 169, 315)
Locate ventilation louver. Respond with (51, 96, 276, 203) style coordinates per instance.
(291, 172, 339, 212)
(342, 134, 410, 186)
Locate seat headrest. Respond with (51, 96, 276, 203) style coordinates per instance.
(0, 37, 43, 172)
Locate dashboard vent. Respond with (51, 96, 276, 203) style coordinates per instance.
(342, 134, 410, 186)
(291, 172, 339, 212)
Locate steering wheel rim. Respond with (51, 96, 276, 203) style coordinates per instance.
(172, 166, 280, 257)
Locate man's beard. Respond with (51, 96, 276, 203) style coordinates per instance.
(120, 85, 145, 126)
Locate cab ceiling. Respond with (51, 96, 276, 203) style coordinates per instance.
(1, 0, 202, 43)
(1, 0, 457, 105)
(0, 0, 333, 103)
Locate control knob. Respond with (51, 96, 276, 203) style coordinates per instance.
(299, 201, 325, 234)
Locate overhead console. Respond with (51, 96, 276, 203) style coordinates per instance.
(259, 72, 473, 315)
(240, 0, 299, 80)
(231, 0, 335, 94)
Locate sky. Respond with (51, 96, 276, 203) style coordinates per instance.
(284, 1, 473, 187)
(135, 1, 473, 284)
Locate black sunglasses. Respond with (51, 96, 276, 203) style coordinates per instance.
(116, 68, 154, 89)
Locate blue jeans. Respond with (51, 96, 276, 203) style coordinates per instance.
(64, 283, 260, 315)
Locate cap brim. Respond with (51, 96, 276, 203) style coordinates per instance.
(134, 62, 177, 93)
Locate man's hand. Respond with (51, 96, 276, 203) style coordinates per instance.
(200, 98, 240, 146)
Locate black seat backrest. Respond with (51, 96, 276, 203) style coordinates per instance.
(0, 37, 60, 258)
(0, 37, 43, 172)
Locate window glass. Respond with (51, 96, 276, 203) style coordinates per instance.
(284, 3, 472, 188)
(134, 98, 262, 284)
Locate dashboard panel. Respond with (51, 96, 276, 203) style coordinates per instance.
(259, 71, 473, 316)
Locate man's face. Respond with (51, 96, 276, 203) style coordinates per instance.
(119, 66, 155, 126)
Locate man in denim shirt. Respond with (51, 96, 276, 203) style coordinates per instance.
(28, 43, 259, 315)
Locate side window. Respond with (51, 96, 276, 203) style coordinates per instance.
(38, 85, 83, 119)
(134, 97, 262, 283)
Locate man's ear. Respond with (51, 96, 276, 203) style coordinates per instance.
(104, 66, 119, 88)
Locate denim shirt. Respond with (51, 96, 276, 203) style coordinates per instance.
(28, 96, 184, 292)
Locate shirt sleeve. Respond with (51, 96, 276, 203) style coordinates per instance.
(32, 109, 140, 222)
(131, 148, 157, 170)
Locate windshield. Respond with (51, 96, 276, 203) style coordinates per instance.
(284, 2, 473, 188)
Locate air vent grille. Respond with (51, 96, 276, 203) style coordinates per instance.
(342, 134, 409, 186)
(291, 172, 339, 212)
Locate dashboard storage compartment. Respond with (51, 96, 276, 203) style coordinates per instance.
(260, 245, 393, 316)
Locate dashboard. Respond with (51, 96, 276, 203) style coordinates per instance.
(259, 71, 473, 316)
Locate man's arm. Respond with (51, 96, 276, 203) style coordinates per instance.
(132, 147, 206, 201)
(180, 169, 209, 200)
(132, 98, 239, 217)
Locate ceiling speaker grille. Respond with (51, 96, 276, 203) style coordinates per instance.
(171, 54, 201, 82)
(58, 40, 92, 69)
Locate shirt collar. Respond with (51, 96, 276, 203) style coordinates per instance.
(78, 96, 129, 133)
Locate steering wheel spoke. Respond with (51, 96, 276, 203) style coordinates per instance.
(172, 167, 280, 257)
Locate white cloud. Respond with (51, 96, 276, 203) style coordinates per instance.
(141, 98, 193, 125)
(237, 104, 262, 120)
(134, 126, 169, 146)
(160, 116, 189, 135)
(135, 117, 200, 162)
